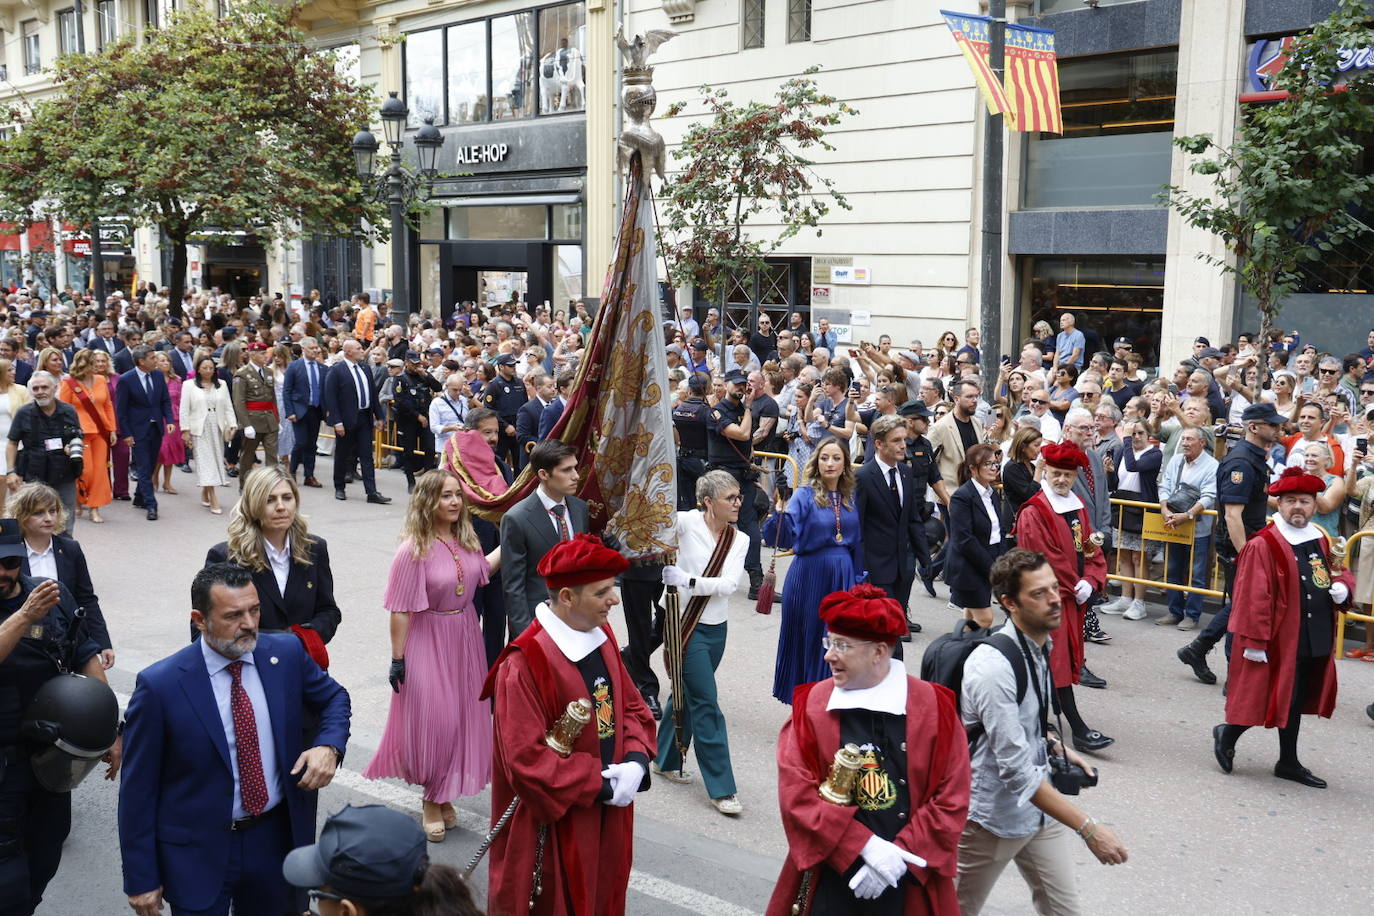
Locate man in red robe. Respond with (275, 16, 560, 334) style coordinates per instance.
(1012, 441, 1112, 753)
(480, 534, 657, 915)
(1213, 467, 1354, 788)
(768, 584, 969, 915)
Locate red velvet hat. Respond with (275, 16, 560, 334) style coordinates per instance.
(538, 533, 628, 590)
(245, 341, 268, 352)
(819, 584, 907, 645)
(1040, 441, 1089, 471)
(1268, 465, 1327, 496)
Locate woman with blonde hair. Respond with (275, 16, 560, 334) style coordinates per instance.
(36, 346, 66, 381)
(0, 358, 33, 516)
(363, 469, 501, 842)
(59, 349, 117, 523)
(771, 436, 862, 703)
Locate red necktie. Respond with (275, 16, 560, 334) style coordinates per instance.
(550, 504, 570, 541)
(1082, 464, 1096, 498)
(228, 660, 269, 816)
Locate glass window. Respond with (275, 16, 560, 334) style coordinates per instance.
(555, 245, 583, 303)
(57, 10, 79, 55)
(144, 0, 157, 30)
(158, 0, 176, 26)
(538, 4, 586, 114)
(787, 0, 810, 43)
(742, 0, 764, 49)
(1027, 256, 1165, 365)
(491, 12, 536, 121)
(405, 29, 445, 128)
(448, 205, 546, 240)
(551, 203, 581, 240)
(22, 20, 40, 74)
(447, 21, 487, 124)
(97, 0, 119, 49)
(1022, 50, 1177, 208)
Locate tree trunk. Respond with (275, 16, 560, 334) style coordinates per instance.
(1257, 299, 1274, 390)
(167, 237, 188, 320)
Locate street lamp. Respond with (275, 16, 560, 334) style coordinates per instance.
(353, 90, 445, 324)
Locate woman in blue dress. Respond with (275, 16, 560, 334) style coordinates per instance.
(772, 436, 862, 702)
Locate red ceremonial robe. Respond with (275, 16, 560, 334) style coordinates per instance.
(765, 676, 970, 916)
(480, 619, 657, 916)
(1013, 491, 1107, 688)
(1225, 524, 1354, 728)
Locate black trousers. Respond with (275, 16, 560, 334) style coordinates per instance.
(396, 421, 435, 478)
(495, 425, 519, 467)
(620, 579, 664, 699)
(0, 748, 71, 916)
(290, 406, 322, 477)
(676, 455, 706, 512)
(870, 576, 909, 661)
(333, 423, 377, 494)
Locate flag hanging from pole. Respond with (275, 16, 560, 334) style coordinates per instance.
(940, 10, 1013, 118)
(1004, 23, 1063, 134)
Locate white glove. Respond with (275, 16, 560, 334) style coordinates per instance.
(661, 565, 691, 588)
(1331, 582, 1349, 605)
(601, 761, 645, 807)
(848, 865, 888, 900)
(243, 425, 257, 439)
(859, 835, 907, 887)
(1243, 648, 1268, 663)
(1073, 580, 1093, 604)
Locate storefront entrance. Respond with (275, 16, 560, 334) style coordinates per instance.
(206, 264, 265, 304)
(1023, 256, 1166, 366)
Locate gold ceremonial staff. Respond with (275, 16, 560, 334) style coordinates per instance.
(791, 744, 865, 915)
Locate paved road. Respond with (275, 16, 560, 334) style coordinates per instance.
(31, 456, 1374, 914)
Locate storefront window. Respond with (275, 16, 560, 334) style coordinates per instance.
(405, 29, 444, 129)
(448, 205, 546, 240)
(491, 12, 536, 121)
(538, 5, 585, 114)
(1023, 49, 1177, 209)
(1027, 256, 1165, 365)
(551, 203, 581, 240)
(555, 244, 582, 303)
(447, 22, 487, 124)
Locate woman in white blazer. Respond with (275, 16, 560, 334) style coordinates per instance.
(179, 354, 236, 513)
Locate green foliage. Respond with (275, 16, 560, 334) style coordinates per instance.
(1161, 0, 1374, 364)
(0, 0, 387, 310)
(659, 67, 856, 304)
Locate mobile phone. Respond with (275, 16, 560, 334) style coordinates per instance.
(849, 381, 861, 394)
(1359, 437, 1368, 454)
(849, 349, 860, 358)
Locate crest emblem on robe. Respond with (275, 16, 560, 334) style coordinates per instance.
(1309, 553, 1331, 589)
(593, 677, 614, 739)
(855, 745, 897, 811)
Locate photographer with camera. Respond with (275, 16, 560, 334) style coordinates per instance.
(957, 548, 1127, 914)
(5, 372, 84, 535)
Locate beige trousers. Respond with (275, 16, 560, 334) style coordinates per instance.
(956, 819, 1082, 916)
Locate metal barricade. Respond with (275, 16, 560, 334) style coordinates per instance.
(1335, 528, 1374, 660)
(1106, 498, 1226, 599)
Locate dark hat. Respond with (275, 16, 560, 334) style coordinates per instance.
(1113, 337, 1133, 348)
(426, 346, 444, 354)
(897, 399, 932, 419)
(1240, 402, 1285, 425)
(723, 369, 748, 384)
(1194, 336, 1210, 346)
(1268, 466, 1326, 497)
(283, 805, 427, 898)
(403, 349, 420, 362)
(1199, 347, 1223, 360)
(819, 584, 907, 645)
(494, 353, 517, 366)
(538, 534, 629, 590)
(0, 519, 23, 559)
(690, 339, 708, 352)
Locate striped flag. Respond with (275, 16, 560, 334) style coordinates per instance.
(1004, 23, 1063, 134)
(940, 10, 1013, 117)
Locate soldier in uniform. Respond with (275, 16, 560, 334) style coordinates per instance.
(898, 399, 949, 597)
(706, 369, 763, 599)
(392, 350, 441, 493)
(231, 341, 279, 485)
(1177, 403, 1285, 685)
(483, 354, 526, 467)
(672, 374, 712, 511)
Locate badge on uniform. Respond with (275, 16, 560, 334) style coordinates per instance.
(1310, 553, 1331, 589)
(855, 744, 897, 811)
(28, 624, 43, 639)
(1231, 471, 1244, 484)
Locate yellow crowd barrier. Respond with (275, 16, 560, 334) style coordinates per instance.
(1335, 528, 1374, 660)
(1106, 498, 1226, 599)
(753, 449, 801, 559)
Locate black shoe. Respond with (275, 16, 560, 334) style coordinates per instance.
(346, 474, 356, 484)
(1213, 724, 1234, 774)
(644, 695, 662, 721)
(1367, 703, 1374, 723)
(1273, 762, 1326, 789)
(114, 494, 131, 501)
(906, 618, 922, 634)
(922, 575, 937, 599)
(367, 492, 392, 505)
(132, 498, 145, 509)
(335, 489, 347, 501)
(1073, 730, 1114, 752)
(1177, 641, 1218, 685)
(1079, 665, 1107, 689)
(146, 509, 158, 521)
(227, 467, 238, 478)
(899, 631, 913, 643)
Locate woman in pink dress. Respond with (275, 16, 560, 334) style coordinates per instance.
(363, 469, 500, 842)
(154, 351, 186, 494)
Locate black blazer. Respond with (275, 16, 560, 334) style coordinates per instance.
(322, 359, 381, 430)
(203, 536, 341, 642)
(854, 460, 923, 585)
(944, 479, 1008, 594)
(499, 490, 591, 636)
(22, 534, 111, 650)
(514, 398, 546, 468)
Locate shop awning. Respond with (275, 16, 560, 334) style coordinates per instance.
(437, 193, 582, 208)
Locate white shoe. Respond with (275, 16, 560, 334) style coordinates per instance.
(651, 762, 694, 784)
(711, 795, 743, 816)
(1122, 600, 1147, 621)
(1097, 597, 1129, 615)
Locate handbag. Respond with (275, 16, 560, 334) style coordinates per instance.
(1166, 482, 1203, 515)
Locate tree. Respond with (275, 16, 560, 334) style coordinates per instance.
(1163, 0, 1374, 376)
(0, 0, 386, 315)
(659, 67, 855, 335)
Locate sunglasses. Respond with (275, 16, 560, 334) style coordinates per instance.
(1362, 389, 1374, 396)
(1319, 368, 1338, 374)
(1029, 398, 1047, 405)
(0, 556, 21, 570)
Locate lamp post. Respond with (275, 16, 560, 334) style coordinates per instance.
(352, 91, 444, 325)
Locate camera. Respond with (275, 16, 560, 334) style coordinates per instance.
(1048, 753, 1098, 796)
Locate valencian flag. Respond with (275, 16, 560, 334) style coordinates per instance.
(940, 10, 1013, 117)
(940, 10, 1063, 135)
(442, 151, 677, 563)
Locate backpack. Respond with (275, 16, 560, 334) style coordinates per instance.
(919, 618, 1028, 748)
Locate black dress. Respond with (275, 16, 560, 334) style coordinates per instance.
(1001, 461, 1039, 516)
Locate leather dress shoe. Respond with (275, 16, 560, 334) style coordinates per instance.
(907, 618, 922, 634)
(303, 476, 323, 488)
(899, 631, 913, 643)
(644, 695, 662, 721)
(1073, 730, 1114, 753)
(1078, 665, 1107, 689)
(922, 575, 937, 599)
(113, 494, 131, 500)
(146, 509, 158, 521)
(1177, 641, 1218, 685)
(132, 497, 145, 509)
(1273, 762, 1326, 789)
(335, 489, 347, 501)
(1367, 703, 1374, 724)
(367, 492, 393, 505)
(1213, 724, 1234, 774)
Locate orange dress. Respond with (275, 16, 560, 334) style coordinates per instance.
(60, 375, 116, 508)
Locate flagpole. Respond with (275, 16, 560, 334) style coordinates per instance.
(978, 0, 1006, 398)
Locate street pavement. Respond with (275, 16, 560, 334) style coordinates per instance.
(33, 456, 1374, 914)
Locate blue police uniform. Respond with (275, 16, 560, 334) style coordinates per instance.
(483, 374, 527, 466)
(1195, 439, 1271, 653)
(706, 396, 762, 579)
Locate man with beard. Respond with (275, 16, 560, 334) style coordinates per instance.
(6, 372, 85, 533)
(119, 563, 351, 916)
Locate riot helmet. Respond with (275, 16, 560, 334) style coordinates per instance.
(21, 673, 119, 792)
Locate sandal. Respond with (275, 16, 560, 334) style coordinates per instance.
(89, 511, 104, 524)
(421, 801, 445, 843)
(439, 801, 459, 829)
(1344, 647, 1374, 659)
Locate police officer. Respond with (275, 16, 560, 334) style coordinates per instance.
(231, 341, 279, 485)
(706, 369, 764, 598)
(482, 354, 526, 467)
(1177, 402, 1285, 684)
(672, 375, 712, 511)
(0, 517, 117, 916)
(392, 350, 441, 492)
(898, 399, 950, 597)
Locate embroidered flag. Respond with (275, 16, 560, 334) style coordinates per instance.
(1004, 23, 1064, 134)
(940, 10, 1014, 117)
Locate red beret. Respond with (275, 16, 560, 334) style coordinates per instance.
(1040, 441, 1089, 471)
(537, 533, 628, 591)
(1268, 465, 1326, 497)
(819, 583, 907, 645)
(245, 341, 268, 352)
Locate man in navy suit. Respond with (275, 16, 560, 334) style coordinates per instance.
(281, 337, 326, 487)
(856, 414, 927, 644)
(514, 371, 553, 470)
(114, 345, 173, 520)
(321, 339, 390, 504)
(119, 563, 350, 916)
(112, 328, 143, 375)
(537, 369, 572, 441)
(84, 319, 126, 359)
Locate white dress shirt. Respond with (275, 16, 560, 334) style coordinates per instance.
(972, 479, 1001, 545)
(536, 487, 576, 539)
(535, 601, 606, 662)
(673, 510, 749, 626)
(873, 456, 903, 506)
(25, 538, 57, 582)
(264, 535, 291, 597)
(199, 637, 281, 819)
